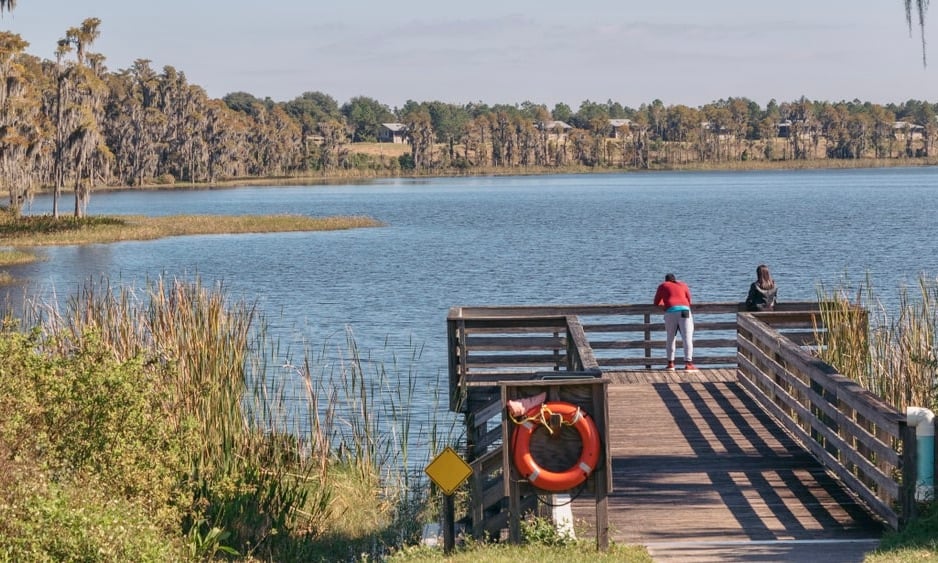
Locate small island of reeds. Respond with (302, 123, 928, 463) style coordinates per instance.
(0, 212, 384, 268)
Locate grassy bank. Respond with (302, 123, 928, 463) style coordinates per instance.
(5, 272, 937, 560)
(0, 249, 35, 282)
(162, 155, 938, 190)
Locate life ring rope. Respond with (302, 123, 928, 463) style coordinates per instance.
(509, 402, 582, 435)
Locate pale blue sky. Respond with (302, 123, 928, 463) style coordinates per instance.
(4, 1, 936, 110)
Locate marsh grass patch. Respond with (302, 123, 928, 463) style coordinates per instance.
(0, 213, 382, 246)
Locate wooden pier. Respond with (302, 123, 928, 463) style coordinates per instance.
(573, 369, 883, 561)
(446, 302, 923, 561)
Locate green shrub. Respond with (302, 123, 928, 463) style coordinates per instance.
(521, 515, 577, 548)
(0, 326, 184, 529)
(0, 473, 181, 562)
(398, 153, 416, 170)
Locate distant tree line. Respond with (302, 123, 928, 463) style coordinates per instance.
(1, 18, 937, 217)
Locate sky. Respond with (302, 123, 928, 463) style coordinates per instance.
(4, 0, 937, 111)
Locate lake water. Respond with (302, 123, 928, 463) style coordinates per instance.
(4, 167, 938, 457)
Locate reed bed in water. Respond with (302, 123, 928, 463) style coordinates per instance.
(0, 248, 38, 266)
(816, 274, 938, 410)
(0, 276, 432, 560)
(0, 213, 383, 246)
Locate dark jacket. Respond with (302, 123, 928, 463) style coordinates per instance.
(746, 283, 777, 311)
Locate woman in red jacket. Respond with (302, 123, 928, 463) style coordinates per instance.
(653, 273, 696, 371)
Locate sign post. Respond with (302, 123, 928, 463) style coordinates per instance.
(424, 446, 473, 554)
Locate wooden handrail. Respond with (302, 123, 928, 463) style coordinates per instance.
(736, 311, 909, 530)
(447, 302, 821, 410)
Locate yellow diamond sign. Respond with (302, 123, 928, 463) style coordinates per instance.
(424, 446, 473, 495)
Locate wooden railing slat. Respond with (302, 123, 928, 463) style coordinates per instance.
(598, 355, 738, 366)
(566, 315, 600, 370)
(465, 335, 567, 350)
(466, 354, 566, 366)
(738, 313, 906, 432)
(590, 337, 737, 350)
(737, 335, 902, 464)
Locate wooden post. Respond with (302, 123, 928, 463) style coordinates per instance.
(900, 421, 917, 527)
(644, 312, 652, 369)
(508, 467, 522, 543)
(592, 380, 610, 551)
(553, 330, 561, 371)
(443, 494, 455, 554)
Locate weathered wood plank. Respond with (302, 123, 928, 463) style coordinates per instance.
(465, 354, 565, 367)
(590, 337, 737, 350)
(738, 374, 899, 530)
(571, 379, 884, 545)
(584, 320, 738, 332)
(566, 315, 600, 370)
(597, 355, 738, 367)
(738, 313, 903, 433)
(736, 343, 901, 466)
(464, 335, 566, 350)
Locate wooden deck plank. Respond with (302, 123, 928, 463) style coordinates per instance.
(572, 371, 884, 553)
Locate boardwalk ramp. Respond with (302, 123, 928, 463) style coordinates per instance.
(572, 369, 884, 562)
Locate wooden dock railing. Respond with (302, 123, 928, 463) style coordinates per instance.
(447, 302, 820, 411)
(446, 301, 922, 534)
(737, 310, 913, 530)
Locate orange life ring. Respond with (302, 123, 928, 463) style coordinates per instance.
(511, 401, 601, 492)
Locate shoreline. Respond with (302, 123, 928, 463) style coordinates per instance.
(33, 156, 938, 195)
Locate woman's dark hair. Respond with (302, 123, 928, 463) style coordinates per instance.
(756, 264, 775, 290)
(665, 273, 676, 282)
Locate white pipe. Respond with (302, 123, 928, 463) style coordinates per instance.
(552, 494, 576, 540)
(906, 406, 935, 501)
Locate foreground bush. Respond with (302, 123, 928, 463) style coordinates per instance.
(0, 278, 427, 561)
(0, 471, 179, 561)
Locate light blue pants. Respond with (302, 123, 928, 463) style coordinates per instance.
(664, 310, 694, 362)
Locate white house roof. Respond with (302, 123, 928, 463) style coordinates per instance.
(381, 123, 408, 132)
(609, 119, 632, 127)
(539, 120, 572, 130)
(893, 121, 924, 130)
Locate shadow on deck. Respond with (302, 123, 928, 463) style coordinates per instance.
(572, 369, 884, 561)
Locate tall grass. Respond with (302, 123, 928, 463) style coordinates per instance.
(1, 275, 440, 560)
(816, 274, 938, 410)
